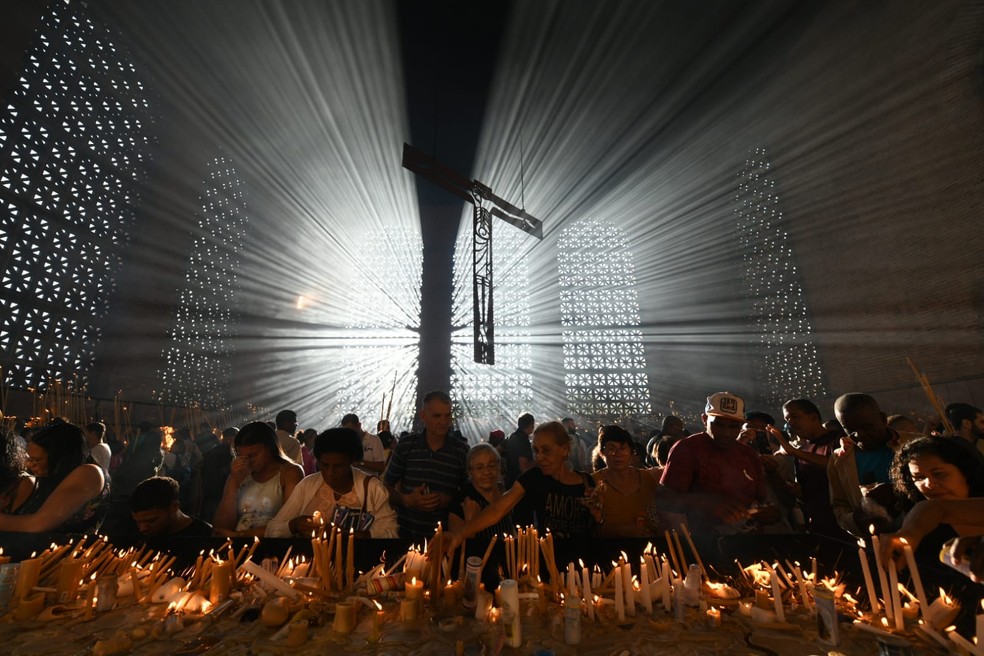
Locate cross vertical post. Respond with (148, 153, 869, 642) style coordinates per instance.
(402, 143, 542, 365)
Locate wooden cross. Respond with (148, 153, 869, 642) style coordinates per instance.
(402, 143, 542, 365)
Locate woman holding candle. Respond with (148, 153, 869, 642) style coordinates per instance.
(213, 422, 303, 538)
(0, 422, 108, 532)
(882, 438, 984, 559)
(0, 432, 33, 513)
(265, 427, 397, 538)
(448, 444, 513, 540)
(445, 421, 599, 554)
(591, 425, 662, 537)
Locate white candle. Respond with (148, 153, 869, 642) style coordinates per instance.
(614, 566, 625, 621)
(888, 565, 904, 631)
(858, 546, 881, 618)
(639, 561, 652, 615)
(706, 606, 722, 627)
(767, 564, 784, 622)
(661, 576, 671, 612)
(901, 541, 929, 620)
(870, 533, 895, 624)
(793, 565, 811, 612)
(582, 564, 594, 621)
(622, 563, 635, 616)
(946, 628, 984, 656)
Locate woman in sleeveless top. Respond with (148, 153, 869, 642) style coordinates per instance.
(446, 421, 600, 552)
(0, 422, 108, 533)
(592, 424, 662, 537)
(213, 421, 303, 538)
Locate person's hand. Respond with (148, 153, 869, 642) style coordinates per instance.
(402, 484, 443, 512)
(951, 536, 984, 583)
(749, 505, 780, 525)
(434, 530, 464, 558)
(288, 515, 319, 535)
(877, 531, 913, 572)
(864, 483, 897, 509)
(461, 498, 481, 522)
(769, 426, 794, 456)
(229, 456, 251, 484)
(698, 496, 748, 524)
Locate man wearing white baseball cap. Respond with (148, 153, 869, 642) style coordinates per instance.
(660, 392, 783, 534)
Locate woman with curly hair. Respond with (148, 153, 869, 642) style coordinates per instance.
(0, 431, 33, 513)
(890, 437, 984, 505)
(881, 437, 984, 563)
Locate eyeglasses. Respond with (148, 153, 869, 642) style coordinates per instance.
(602, 444, 632, 456)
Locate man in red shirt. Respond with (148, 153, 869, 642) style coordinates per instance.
(660, 392, 783, 534)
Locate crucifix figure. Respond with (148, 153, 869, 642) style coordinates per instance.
(402, 143, 543, 365)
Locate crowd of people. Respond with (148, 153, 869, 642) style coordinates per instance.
(1, 388, 983, 585)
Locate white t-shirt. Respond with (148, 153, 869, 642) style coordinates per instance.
(362, 432, 385, 462)
(90, 442, 112, 473)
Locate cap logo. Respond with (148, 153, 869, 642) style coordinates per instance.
(719, 397, 738, 415)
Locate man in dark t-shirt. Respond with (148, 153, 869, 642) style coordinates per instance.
(129, 476, 213, 537)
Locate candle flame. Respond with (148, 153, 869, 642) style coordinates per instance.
(201, 600, 212, 614)
(881, 617, 889, 628)
(374, 600, 382, 611)
(869, 525, 876, 535)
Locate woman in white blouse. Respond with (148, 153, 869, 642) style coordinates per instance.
(266, 427, 397, 538)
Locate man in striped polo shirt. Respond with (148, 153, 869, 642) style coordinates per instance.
(383, 390, 469, 541)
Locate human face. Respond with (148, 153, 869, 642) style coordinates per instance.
(601, 440, 633, 472)
(25, 442, 48, 477)
(704, 415, 743, 443)
(235, 443, 273, 473)
(468, 450, 500, 493)
(783, 406, 821, 440)
(838, 407, 889, 448)
(532, 431, 569, 477)
(420, 400, 453, 438)
(973, 413, 984, 440)
(131, 505, 176, 537)
(908, 454, 970, 500)
(318, 452, 354, 491)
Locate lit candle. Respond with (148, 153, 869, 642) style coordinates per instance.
(661, 576, 671, 612)
(706, 606, 722, 628)
(405, 576, 424, 616)
(370, 601, 383, 642)
(945, 627, 982, 656)
(474, 586, 493, 622)
(346, 529, 355, 590)
(581, 562, 594, 621)
(83, 574, 97, 620)
(0, 547, 9, 565)
(639, 561, 653, 615)
(869, 531, 895, 625)
(900, 539, 929, 619)
(209, 559, 233, 605)
(857, 543, 880, 619)
(614, 566, 625, 622)
(55, 558, 84, 604)
(766, 564, 784, 622)
(622, 559, 635, 616)
(793, 564, 811, 612)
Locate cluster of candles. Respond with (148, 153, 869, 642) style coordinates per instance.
(3, 524, 982, 654)
(853, 527, 983, 653)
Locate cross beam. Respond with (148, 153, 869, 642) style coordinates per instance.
(402, 143, 543, 365)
